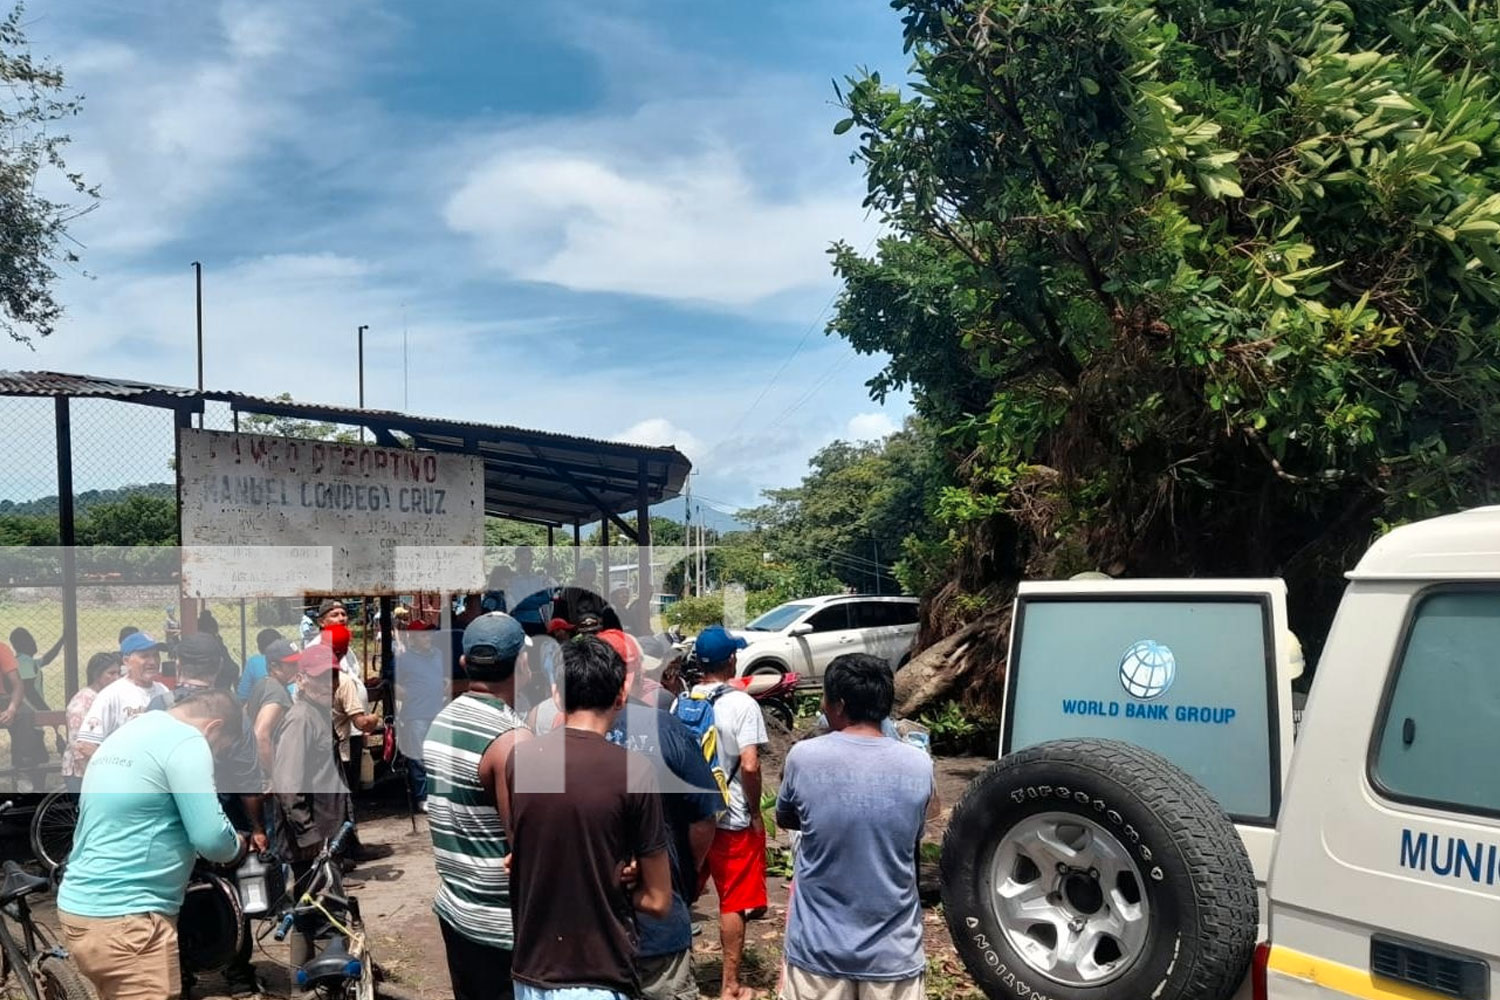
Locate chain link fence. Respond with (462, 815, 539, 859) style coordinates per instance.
(0, 393, 692, 791)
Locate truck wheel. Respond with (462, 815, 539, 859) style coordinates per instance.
(940, 739, 1257, 1000)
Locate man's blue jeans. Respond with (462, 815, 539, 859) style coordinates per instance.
(406, 753, 428, 803)
(514, 984, 628, 1000)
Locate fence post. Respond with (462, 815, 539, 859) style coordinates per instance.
(55, 398, 79, 700)
(637, 460, 651, 633)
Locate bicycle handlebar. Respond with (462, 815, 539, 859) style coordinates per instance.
(327, 821, 355, 860)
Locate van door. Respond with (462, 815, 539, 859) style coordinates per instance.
(1266, 586, 1500, 1000)
(794, 603, 863, 680)
(849, 599, 917, 665)
(1001, 579, 1295, 893)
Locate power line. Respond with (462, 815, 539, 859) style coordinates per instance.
(719, 236, 878, 445)
(756, 348, 860, 436)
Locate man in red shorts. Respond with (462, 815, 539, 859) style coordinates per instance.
(687, 627, 767, 1000)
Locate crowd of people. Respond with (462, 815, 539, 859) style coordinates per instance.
(7, 570, 938, 1000)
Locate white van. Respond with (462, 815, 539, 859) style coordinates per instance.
(939, 508, 1500, 1000)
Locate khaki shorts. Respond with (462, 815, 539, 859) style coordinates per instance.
(638, 949, 697, 1000)
(60, 910, 181, 1000)
(779, 965, 924, 1000)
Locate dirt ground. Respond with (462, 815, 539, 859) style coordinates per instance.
(31, 739, 995, 1000)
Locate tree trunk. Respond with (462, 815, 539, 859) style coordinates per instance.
(894, 605, 1011, 718)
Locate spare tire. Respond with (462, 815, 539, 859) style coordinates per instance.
(940, 738, 1257, 1000)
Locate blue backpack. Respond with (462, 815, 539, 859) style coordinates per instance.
(671, 685, 733, 807)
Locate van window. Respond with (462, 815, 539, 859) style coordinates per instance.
(1006, 597, 1277, 823)
(806, 605, 851, 633)
(851, 601, 918, 629)
(1372, 590, 1500, 818)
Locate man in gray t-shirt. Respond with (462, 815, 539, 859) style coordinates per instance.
(775, 653, 936, 1000)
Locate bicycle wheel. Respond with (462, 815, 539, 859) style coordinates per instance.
(28, 794, 78, 875)
(32, 955, 94, 1000)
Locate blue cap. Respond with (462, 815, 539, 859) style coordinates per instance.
(462, 612, 525, 666)
(693, 625, 748, 664)
(120, 632, 167, 655)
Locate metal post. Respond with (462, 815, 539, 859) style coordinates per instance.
(55, 398, 79, 700)
(192, 261, 203, 429)
(357, 324, 368, 443)
(573, 522, 581, 576)
(636, 460, 651, 633)
(379, 597, 394, 686)
(174, 408, 198, 681)
(547, 525, 555, 550)
(600, 516, 610, 593)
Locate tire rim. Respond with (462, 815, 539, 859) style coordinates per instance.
(988, 811, 1151, 987)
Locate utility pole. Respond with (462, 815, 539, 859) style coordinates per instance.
(357, 324, 368, 442)
(684, 475, 693, 596)
(191, 261, 203, 428)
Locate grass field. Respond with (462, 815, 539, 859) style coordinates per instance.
(0, 590, 378, 711)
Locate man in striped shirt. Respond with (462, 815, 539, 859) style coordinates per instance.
(423, 612, 532, 1000)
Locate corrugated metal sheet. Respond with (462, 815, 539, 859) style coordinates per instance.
(0, 371, 198, 399)
(0, 370, 691, 525)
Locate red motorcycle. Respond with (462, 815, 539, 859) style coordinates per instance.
(726, 670, 800, 730)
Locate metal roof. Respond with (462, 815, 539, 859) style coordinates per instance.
(0, 370, 691, 529)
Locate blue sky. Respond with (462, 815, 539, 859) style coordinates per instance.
(1, 0, 915, 518)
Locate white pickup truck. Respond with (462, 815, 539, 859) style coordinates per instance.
(940, 506, 1500, 1000)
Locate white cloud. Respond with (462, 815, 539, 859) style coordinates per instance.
(846, 412, 897, 441)
(39, 0, 378, 255)
(444, 144, 873, 308)
(4, 2, 914, 511)
(614, 419, 705, 463)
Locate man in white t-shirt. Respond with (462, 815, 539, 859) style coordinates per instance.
(688, 626, 767, 1000)
(73, 631, 175, 775)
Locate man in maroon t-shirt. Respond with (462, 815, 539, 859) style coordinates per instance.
(506, 636, 672, 999)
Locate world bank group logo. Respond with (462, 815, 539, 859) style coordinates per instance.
(1119, 639, 1176, 699)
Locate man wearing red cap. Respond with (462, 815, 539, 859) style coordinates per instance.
(322, 623, 390, 864)
(314, 624, 373, 780)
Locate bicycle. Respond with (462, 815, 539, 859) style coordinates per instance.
(0, 802, 94, 1000)
(26, 793, 75, 877)
(266, 821, 417, 1000)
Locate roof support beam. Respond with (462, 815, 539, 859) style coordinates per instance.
(531, 447, 640, 543)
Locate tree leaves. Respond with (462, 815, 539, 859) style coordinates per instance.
(0, 2, 98, 346)
(827, 0, 1500, 622)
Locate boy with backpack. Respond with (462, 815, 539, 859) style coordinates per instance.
(675, 626, 767, 1000)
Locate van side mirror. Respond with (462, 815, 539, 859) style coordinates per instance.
(788, 622, 813, 637)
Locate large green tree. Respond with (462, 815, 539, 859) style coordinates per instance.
(1, 3, 97, 345)
(741, 419, 949, 594)
(833, 0, 1500, 700)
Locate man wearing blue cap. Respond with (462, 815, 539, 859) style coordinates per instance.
(72, 632, 175, 776)
(422, 612, 532, 1000)
(686, 625, 765, 1000)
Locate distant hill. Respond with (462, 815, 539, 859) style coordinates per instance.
(0, 483, 176, 517)
(0, 482, 746, 529)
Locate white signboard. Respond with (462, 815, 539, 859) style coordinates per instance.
(181, 546, 334, 599)
(178, 428, 484, 595)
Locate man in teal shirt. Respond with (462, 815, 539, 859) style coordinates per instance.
(58, 688, 246, 1000)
